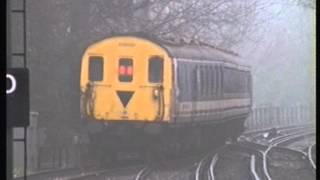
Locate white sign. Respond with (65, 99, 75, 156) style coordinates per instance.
(6, 74, 17, 94)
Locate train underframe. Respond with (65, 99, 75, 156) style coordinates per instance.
(80, 115, 247, 167)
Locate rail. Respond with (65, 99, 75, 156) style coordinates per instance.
(209, 154, 218, 180)
(250, 155, 261, 180)
(308, 144, 316, 170)
(194, 157, 206, 180)
(135, 166, 151, 180)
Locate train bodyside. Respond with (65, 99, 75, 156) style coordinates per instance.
(163, 44, 252, 125)
(80, 35, 252, 128)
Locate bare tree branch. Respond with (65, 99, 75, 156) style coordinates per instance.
(83, 0, 275, 49)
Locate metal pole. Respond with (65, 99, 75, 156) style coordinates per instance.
(7, 0, 13, 179)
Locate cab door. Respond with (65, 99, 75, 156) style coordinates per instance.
(82, 56, 104, 118)
(144, 56, 165, 121)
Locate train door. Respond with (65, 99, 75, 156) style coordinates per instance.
(81, 56, 104, 118)
(145, 56, 165, 121)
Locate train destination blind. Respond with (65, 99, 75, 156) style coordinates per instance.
(6, 68, 30, 127)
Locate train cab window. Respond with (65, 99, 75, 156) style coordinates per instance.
(89, 56, 103, 81)
(119, 58, 133, 82)
(149, 56, 163, 83)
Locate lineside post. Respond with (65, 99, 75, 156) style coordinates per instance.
(7, 0, 13, 179)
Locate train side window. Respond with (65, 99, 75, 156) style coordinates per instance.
(207, 66, 212, 97)
(200, 67, 204, 96)
(183, 64, 189, 99)
(89, 56, 104, 81)
(205, 66, 209, 96)
(210, 66, 215, 97)
(203, 67, 206, 96)
(149, 56, 163, 83)
(223, 67, 236, 94)
(244, 71, 250, 94)
(178, 62, 185, 100)
(203, 66, 207, 96)
(216, 65, 220, 96)
(196, 66, 201, 97)
(238, 70, 248, 93)
(247, 72, 252, 95)
(199, 67, 203, 95)
(177, 61, 183, 100)
(204, 67, 206, 96)
(223, 67, 249, 97)
(119, 58, 133, 82)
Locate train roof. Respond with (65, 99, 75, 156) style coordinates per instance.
(101, 33, 250, 69)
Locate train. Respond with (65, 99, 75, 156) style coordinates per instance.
(80, 34, 252, 162)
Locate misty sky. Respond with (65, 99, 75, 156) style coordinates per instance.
(236, 1, 315, 107)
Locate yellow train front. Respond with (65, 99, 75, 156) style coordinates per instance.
(80, 35, 252, 162)
(80, 36, 172, 124)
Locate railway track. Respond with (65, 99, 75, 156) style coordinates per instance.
(134, 166, 152, 180)
(194, 153, 214, 180)
(143, 128, 315, 180)
(134, 153, 204, 180)
(241, 124, 314, 145)
(193, 144, 269, 180)
(14, 165, 144, 180)
(268, 131, 314, 147)
(72, 125, 315, 180)
(241, 124, 315, 180)
(266, 146, 314, 180)
(243, 124, 312, 137)
(13, 167, 89, 180)
(15, 125, 315, 180)
(307, 143, 316, 171)
(238, 140, 314, 180)
(68, 165, 144, 180)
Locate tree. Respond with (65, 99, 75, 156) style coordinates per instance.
(291, 0, 315, 9)
(87, 0, 259, 49)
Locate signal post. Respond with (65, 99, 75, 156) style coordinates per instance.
(7, 0, 30, 179)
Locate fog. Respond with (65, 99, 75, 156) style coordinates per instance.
(9, 0, 315, 175)
(14, 0, 314, 128)
(235, 1, 315, 107)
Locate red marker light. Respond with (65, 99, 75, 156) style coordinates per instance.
(119, 65, 126, 75)
(126, 66, 133, 75)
